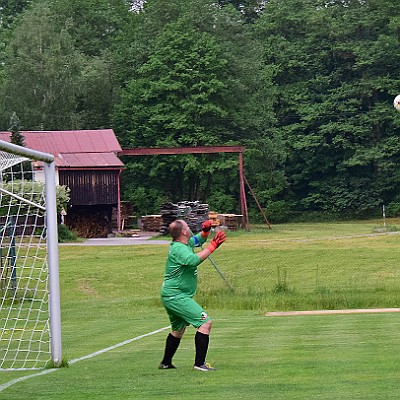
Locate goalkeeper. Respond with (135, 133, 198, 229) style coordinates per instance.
(159, 219, 226, 372)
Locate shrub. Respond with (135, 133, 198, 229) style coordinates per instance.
(208, 191, 236, 214)
(387, 201, 400, 218)
(58, 224, 78, 243)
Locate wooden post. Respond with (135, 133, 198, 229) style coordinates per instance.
(239, 152, 249, 228)
(117, 170, 122, 231)
(244, 175, 272, 229)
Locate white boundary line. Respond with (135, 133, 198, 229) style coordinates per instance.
(69, 326, 170, 365)
(0, 326, 170, 393)
(257, 231, 400, 244)
(265, 308, 400, 317)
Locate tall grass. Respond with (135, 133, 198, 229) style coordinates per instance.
(195, 221, 400, 311)
(56, 220, 400, 313)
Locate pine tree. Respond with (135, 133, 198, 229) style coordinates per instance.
(9, 112, 25, 146)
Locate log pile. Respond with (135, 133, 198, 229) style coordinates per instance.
(141, 215, 163, 232)
(141, 203, 242, 235)
(208, 211, 220, 228)
(67, 213, 111, 238)
(218, 214, 243, 230)
(120, 201, 136, 229)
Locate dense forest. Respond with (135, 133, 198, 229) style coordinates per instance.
(1, 0, 399, 222)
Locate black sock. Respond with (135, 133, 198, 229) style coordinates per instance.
(194, 331, 209, 367)
(161, 333, 181, 366)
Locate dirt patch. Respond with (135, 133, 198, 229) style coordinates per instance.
(78, 281, 98, 297)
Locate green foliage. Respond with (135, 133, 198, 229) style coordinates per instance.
(0, 180, 70, 216)
(255, 0, 400, 215)
(112, 0, 277, 210)
(302, 177, 382, 213)
(217, 0, 265, 23)
(0, 0, 129, 130)
(1, 0, 400, 221)
(387, 200, 400, 217)
(50, 0, 130, 57)
(55, 184, 71, 212)
(123, 184, 166, 216)
(57, 224, 78, 243)
(45, 358, 69, 369)
(113, 13, 233, 203)
(264, 199, 296, 224)
(0, 1, 84, 129)
(0, 0, 32, 29)
(113, 7, 236, 149)
(8, 112, 25, 146)
(207, 191, 236, 214)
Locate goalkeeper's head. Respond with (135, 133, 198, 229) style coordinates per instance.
(169, 219, 191, 243)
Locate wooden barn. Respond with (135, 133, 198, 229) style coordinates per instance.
(0, 130, 124, 238)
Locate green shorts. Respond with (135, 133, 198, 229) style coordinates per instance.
(161, 294, 211, 331)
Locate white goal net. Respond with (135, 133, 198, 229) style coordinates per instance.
(0, 142, 61, 370)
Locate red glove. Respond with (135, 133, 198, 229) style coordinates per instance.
(201, 220, 212, 238)
(207, 231, 226, 253)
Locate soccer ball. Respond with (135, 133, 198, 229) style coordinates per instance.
(393, 94, 400, 111)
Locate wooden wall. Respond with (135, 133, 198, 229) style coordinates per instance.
(59, 170, 119, 206)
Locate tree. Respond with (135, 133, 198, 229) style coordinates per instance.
(217, 0, 265, 22)
(0, 1, 33, 127)
(50, 0, 130, 57)
(0, 0, 32, 29)
(9, 111, 25, 146)
(114, 17, 232, 202)
(0, 0, 129, 130)
(1, 1, 84, 130)
(112, 0, 278, 214)
(255, 0, 400, 217)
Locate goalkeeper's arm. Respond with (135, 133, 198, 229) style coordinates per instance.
(197, 231, 226, 261)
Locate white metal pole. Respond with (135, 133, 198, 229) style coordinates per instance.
(44, 161, 62, 366)
(0, 140, 54, 163)
(383, 205, 387, 229)
(0, 140, 63, 366)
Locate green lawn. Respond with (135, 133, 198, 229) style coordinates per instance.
(1, 221, 400, 398)
(2, 311, 400, 399)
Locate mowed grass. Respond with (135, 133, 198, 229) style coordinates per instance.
(1, 220, 400, 399)
(2, 312, 400, 399)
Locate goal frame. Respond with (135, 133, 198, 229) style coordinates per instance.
(0, 140, 62, 368)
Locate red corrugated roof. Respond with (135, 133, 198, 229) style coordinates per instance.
(0, 130, 124, 168)
(55, 152, 123, 167)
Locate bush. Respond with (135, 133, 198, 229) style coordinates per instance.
(208, 191, 236, 214)
(263, 200, 297, 224)
(387, 201, 400, 218)
(58, 224, 78, 243)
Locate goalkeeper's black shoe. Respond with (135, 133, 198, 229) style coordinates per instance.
(193, 363, 216, 372)
(159, 363, 177, 370)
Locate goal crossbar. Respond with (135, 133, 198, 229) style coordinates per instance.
(0, 140, 54, 163)
(0, 187, 46, 211)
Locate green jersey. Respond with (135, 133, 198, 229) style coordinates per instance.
(161, 233, 206, 298)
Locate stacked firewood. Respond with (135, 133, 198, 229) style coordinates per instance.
(67, 213, 110, 238)
(218, 214, 242, 230)
(208, 211, 220, 227)
(141, 215, 163, 231)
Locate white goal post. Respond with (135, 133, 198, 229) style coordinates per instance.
(0, 140, 62, 370)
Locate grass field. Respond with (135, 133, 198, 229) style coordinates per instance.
(1, 220, 400, 398)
